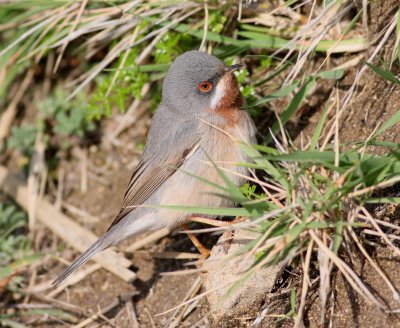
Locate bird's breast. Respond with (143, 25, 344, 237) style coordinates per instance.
(178, 108, 256, 205)
(198, 108, 255, 173)
(154, 108, 256, 224)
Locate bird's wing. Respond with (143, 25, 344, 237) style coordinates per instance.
(107, 137, 201, 230)
(53, 131, 201, 287)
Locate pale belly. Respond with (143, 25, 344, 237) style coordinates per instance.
(154, 111, 256, 226)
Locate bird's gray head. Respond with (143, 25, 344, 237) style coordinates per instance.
(162, 50, 243, 116)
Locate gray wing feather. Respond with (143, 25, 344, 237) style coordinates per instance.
(53, 106, 201, 287)
(107, 113, 201, 230)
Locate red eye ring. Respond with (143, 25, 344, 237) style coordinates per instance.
(198, 81, 213, 93)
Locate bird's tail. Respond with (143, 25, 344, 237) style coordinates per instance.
(52, 215, 153, 287)
(52, 234, 110, 287)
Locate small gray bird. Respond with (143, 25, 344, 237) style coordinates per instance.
(53, 50, 256, 286)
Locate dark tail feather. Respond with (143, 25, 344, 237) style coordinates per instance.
(52, 214, 155, 287)
(52, 234, 112, 287)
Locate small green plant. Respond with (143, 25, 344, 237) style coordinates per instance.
(0, 203, 49, 325)
(87, 29, 198, 120)
(154, 33, 182, 64)
(8, 88, 94, 164)
(39, 87, 94, 148)
(0, 202, 40, 292)
(240, 182, 266, 200)
(7, 125, 36, 157)
(87, 56, 150, 120)
(0, 202, 30, 267)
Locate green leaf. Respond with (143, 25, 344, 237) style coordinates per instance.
(310, 101, 332, 150)
(0, 254, 43, 280)
(247, 82, 299, 107)
(0, 319, 29, 328)
(147, 205, 253, 217)
(290, 288, 297, 312)
(165, 21, 247, 47)
(22, 309, 77, 323)
(314, 38, 366, 53)
(137, 64, 170, 72)
(333, 220, 344, 254)
(375, 110, 400, 136)
(256, 150, 365, 167)
(266, 77, 316, 143)
(366, 63, 400, 84)
(236, 31, 289, 49)
(317, 69, 344, 80)
(395, 7, 400, 62)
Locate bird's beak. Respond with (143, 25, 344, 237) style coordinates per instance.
(224, 63, 243, 75)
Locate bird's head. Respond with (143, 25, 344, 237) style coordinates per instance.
(162, 50, 243, 116)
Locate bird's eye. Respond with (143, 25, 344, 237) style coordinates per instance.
(198, 81, 213, 93)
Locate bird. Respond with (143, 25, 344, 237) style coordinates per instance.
(53, 50, 256, 287)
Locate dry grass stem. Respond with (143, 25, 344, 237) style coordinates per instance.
(0, 165, 135, 283)
(309, 230, 386, 310)
(126, 300, 140, 328)
(165, 276, 202, 328)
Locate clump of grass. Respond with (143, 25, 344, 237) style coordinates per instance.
(161, 91, 400, 325)
(157, 104, 399, 325)
(211, 103, 400, 325)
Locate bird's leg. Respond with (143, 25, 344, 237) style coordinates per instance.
(181, 217, 248, 261)
(188, 216, 247, 254)
(181, 223, 210, 260)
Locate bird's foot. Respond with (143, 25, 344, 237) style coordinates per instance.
(181, 223, 210, 265)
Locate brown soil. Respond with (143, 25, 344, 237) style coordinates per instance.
(339, 0, 400, 147)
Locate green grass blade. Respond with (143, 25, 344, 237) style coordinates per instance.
(314, 38, 367, 53)
(332, 220, 344, 254)
(236, 31, 290, 49)
(0, 319, 29, 328)
(147, 205, 254, 217)
(394, 6, 400, 62)
(375, 110, 400, 136)
(239, 143, 289, 189)
(247, 81, 299, 107)
(317, 69, 344, 80)
(342, 9, 363, 36)
(310, 102, 332, 150)
(365, 63, 400, 84)
(22, 309, 77, 323)
(266, 77, 316, 143)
